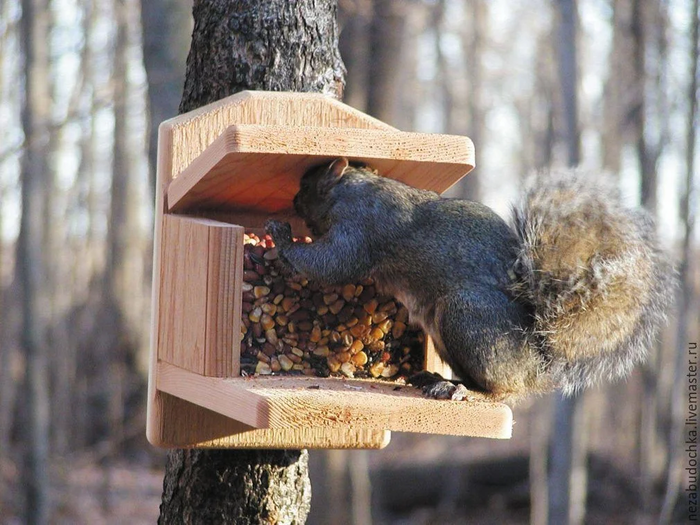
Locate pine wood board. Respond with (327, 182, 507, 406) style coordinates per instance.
(153, 392, 391, 449)
(157, 362, 513, 442)
(165, 91, 397, 178)
(157, 215, 243, 377)
(165, 124, 475, 215)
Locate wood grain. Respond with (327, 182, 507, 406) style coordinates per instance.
(156, 216, 242, 377)
(158, 362, 512, 440)
(153, 391, 391, 449)
(167, 91, 397, 177)
(205, 224, 243, 377)
(166, 124, 475, 215)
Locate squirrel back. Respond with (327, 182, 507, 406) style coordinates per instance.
(511, 169, 674, 395)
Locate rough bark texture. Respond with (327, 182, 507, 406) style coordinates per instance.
(159, 1, 345, 522)
(160, 449, 311, 524)
(179, 0, 345, 114)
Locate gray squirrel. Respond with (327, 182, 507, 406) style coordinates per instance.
(265, 158, 674, 401)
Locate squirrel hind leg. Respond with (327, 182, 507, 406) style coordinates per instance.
(407, 371, 474, 401)
(432, 291, 542, 399)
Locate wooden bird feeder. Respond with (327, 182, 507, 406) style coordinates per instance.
(147, 91, 513, 449)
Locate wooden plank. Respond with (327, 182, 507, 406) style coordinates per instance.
(166, 124, 475, 215)
(157, 362, 268, 428)
(147, 121, 174, 446)
(166, 91, 398, 178)
(205, 224, 244, 377)
(154, 392, 391, 449)
(157, 216, 207, 374)
(157, 216, 243, 377)
(157, 362, 513, 440)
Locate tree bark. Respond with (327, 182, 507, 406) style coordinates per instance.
(158, 1, 345, 522)
(179, 0, 344, 114)
(18, 0, 51, 522)
(160, 449, 312, 524)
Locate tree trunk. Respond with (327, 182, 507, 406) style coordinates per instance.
(556, 0, 580, 167)
(105, 0, 130, 450)
(365, 0, 407, 125)
(634, 1, 669, 511)
(432, 0, 453, 135)
(160, 449, 312, 524)
(631, 0, 654, 212)
(158, 1, 345, 522)
(459, 0, 486, 200)
(179, 0, 344, 114)
(338, 0, 371, 112)
(601, 0, 628, 174)
(18, 0, 51, 522)
(0, 0, 14, 495)
(141, 0, 192, 195)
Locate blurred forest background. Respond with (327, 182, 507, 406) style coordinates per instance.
(0, 0, 698, 523)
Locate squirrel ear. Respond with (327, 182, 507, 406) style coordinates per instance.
(328, 157, 349, 177)
(319, 157, 349, 194)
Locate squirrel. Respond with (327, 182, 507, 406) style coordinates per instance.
(265, 158, 674, 401)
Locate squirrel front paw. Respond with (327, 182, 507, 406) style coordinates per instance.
(265, 219, 293, 247)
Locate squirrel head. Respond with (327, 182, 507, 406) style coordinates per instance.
(294, 158, 349, 237)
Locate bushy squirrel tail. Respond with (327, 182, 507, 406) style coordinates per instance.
(511, 169, 674, 395)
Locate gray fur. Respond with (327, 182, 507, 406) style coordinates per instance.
(266, 161, 675, 400)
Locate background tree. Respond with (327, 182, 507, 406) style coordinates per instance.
(546, 3, 588, 525)
(18, 0, 51, 522)
(141, 0, 192, 195)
